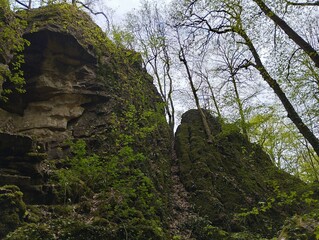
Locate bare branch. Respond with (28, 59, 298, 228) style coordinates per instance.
(14, 0, 30, 9)
(253, 0, 319, 68)
(75, 0, 110, 31)
(285, 0, 319, 6)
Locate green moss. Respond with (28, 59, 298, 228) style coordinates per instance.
(278, 214, 319, 240)
(175, 110, 316, 238)
(0, 2, 29, 99)
(0, 185, 26, 238)
(230, 231, 269, 240)
(6, 217, 164, 240)
(5, 223, 55, 240)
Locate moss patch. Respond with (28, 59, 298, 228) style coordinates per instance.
(0, 185, 26, 238)
(175, 109, 315, 238)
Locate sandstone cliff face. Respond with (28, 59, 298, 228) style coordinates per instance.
(0, 11, 115, 203)
(0, 30, 100, 157)
(1, 24, 112, 159)
(0, 1, 171, 218)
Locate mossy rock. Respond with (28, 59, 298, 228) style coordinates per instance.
(0, 185, 26, 238)
(277, 214, 319, 240)
(230, 231, 269, 240)
(175, 109, 310, 237)
(184, 217, 230, 240)
(4, 223, 55, 240)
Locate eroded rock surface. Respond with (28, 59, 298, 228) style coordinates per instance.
(0, 29, 109, 159)
(0, 132, 52, 203)
(0, 5, 171, 211)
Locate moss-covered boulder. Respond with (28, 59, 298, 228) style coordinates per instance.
(175, 109, 316, 238)
(0, 185, 26, 238)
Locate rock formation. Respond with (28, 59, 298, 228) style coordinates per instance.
(0, 3, 171, 203)
(1, 4, 172, 239)
(0, 4, 318, 240)
(174, 109, 319, 239)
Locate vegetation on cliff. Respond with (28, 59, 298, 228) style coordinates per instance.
(0, 185, 26, 238)
(1, 2, 171, 239)
(175, 109, 319, 239)
(0, 1, 319, 239)
(0, 0, 28, 100)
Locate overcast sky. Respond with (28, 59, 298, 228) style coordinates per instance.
(106, 0, 141, 16)
(100, 0, 171, 26)
(99, 0, 144, 26)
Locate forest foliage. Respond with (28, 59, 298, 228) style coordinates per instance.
(115, 0, 319, 182)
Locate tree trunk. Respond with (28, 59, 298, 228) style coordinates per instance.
(179, 46, 213, 142)
(253, 0, 319, 68)
(230, 71, 248, 138)
(205, 76, 222, 119)
(237, 28, 319, 157)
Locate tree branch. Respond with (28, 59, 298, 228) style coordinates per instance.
(285, 0, 319, 6)
(14, 0, 30, 9)
(75, 0, 110, 31)
(253, 0, 319, 68)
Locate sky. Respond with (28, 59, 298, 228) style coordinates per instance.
(100, 0, 171, 25)
(106, 0, 141, 16)
(100, 0, 144, 25)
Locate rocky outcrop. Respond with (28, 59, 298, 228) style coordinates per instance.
(0, 7, 115, 203)
(0, 133, 51, 203)
(0, 0, 171, 230)
(175, 109, 317, 238)
(0, 4, 172, 239)
(0, 27, 106, 159)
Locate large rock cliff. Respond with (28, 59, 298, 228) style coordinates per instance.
(0, 3, 318, 240)
(0, 4, 172, 239)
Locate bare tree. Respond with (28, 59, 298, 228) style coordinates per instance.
(176, 29, 213, 142)
(176, 0, 319, 156)
(124, 1, 175, 135)
(252, 0, 319, 68)
(284, 0, 319, 6)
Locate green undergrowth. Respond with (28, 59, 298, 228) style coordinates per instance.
(0, 185, 26, 238)
(7, 136, 167, 239)
(35, 104, 169, 239)
(48, 134, 166, 238)
(0, 0, 29, 100)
